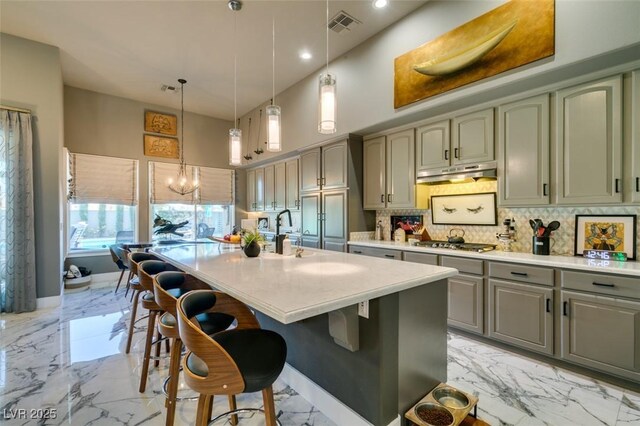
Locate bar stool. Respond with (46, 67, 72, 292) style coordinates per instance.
(177, 290, 287, 426)
(125, 252, 159, 354)
(154, 272, 236, 426)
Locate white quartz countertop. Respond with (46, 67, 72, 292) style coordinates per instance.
(348, 240, 640, 278)
(150, 244, 457, 324)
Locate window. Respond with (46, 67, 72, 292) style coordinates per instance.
(67, 152, 138, 253)
(150, 204, 233, 241)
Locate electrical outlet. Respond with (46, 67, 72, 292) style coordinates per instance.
(358, 300, 369, 319)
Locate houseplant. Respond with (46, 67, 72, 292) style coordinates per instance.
(241, 228, 264, 258)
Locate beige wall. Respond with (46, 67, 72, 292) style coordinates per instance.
(0, 33, 64, 299)
(64, 86, 233, 246)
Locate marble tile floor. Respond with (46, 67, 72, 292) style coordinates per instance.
(1, 285, 639, 425)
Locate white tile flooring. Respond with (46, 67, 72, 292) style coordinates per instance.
(1, 284, 639, 425)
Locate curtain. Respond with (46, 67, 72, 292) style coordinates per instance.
(68, 153, 138, 205)
(0, 109, 37, 313)
(198, 166, 234, 205)
(148, 161, 196, 204)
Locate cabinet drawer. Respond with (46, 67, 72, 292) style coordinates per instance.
(403, 252, 438, 265)
(349, 246, 402, 260)
(489, 262, 554, 286)
(441, 256, 483, 276)
(561, 270, 640, 299)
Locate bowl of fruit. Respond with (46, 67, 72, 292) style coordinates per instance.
(208, 226, 242, 244)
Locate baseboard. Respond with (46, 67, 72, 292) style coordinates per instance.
(280, 363, 401, 426)
(36, 295, 61, 309)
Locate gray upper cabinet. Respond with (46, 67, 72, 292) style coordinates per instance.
(363, 131, 415, 210)
(556, 75, 623, 204)
(452, 108, 495, 165)
(246, 169, 256, 212)
(264, 165, 275, 211)
(285, 158, 299, 210)
(498, 94, 550, 206)
(322, 141, 348, 190)
(631, 70, 640, 203)
(255, 167, 265, 211)
(300, 148, 321, 193)
(322, 190, 348, 252)
(416, 120, 450, 172)
(274, 162, 286, 211)
(363, 136, 386, 210)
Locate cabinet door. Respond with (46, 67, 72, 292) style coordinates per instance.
(386, 129, 415, 208)
(363, 136, 386, 210)
(403, 252, 438, 265)
(556, 76, 623, 204)
(246, 169, 256, 212)
(452, 108, 495, 165)
(488, 279, 553, 355)
(264, 165, 275, 211)
(322, 190, 347, 252)
(498, 94, 550, 206)
(300, 193, 321, 247)
(631, 70, 640, 203)
(322, 141, 348, 190)
(285, 159, 299, 210)
(255, 168, 265, 211)
(561, 290, 640, 381)
(448, 275, 484, 335)
(274, 162, 286, 211)
(300, 148, 321, 193)
(416, 120, 450, 172)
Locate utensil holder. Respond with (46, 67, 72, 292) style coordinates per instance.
(532, 236, 550, 256)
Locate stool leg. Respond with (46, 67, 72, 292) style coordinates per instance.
(165, 337, 171, 354)
(114, 269, 125, 294)
(124, 271, 133, 298)
(154, 327, 162, 368)
(139, 310, 157, 393)
(227, 395, 238, 426)
(195, 394, 213, 426)
(262, 386, 277, 426)
(165, 338, 182, 426)
(125, 290, 141, 354)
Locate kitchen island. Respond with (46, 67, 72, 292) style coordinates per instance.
(151, 243, 458, 426)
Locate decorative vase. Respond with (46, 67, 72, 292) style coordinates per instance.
(243, 241, 261, 258)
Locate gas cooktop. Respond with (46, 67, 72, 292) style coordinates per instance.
(414, 240, 496, 253)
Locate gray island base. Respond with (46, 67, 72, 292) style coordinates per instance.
(151, 244, 456, 426)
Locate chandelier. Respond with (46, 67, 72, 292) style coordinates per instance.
(167, 78, 199, 195)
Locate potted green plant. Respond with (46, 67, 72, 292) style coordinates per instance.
(241, 228, 264, 258)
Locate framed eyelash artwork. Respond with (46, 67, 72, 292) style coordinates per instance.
(430, 192, 497, 225)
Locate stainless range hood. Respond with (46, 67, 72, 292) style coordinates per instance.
(417, 161, 497, 184)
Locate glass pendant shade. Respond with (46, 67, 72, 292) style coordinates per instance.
(229, 128, 242, 166)
(318, 73, 337, 134)
(266, 104, 281, 152)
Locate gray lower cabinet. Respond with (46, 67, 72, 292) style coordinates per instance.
(488, 279, 554, 355)
(322, 190, 347, 252)
(300, 193, 321, 248)
(448, 274, 484, 335)
(561, 290, 640, 381)
(349, 245, 402, 260)
(403, 251, 438, 265)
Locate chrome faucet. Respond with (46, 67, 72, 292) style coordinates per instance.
(275, 209, 292, 254)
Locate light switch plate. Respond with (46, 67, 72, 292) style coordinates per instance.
(358, 300, 369, 319)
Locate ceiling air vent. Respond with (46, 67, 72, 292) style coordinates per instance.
(161, 84, 181, 93)
(328, 10, 361, 34)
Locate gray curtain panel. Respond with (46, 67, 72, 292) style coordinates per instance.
(1, 109, 37, 313)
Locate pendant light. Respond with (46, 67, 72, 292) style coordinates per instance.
(318, 0, 337, 134)
(228, 0, 243, 166)
(266, 18, 282, 152)
(168, 79, 199, 196)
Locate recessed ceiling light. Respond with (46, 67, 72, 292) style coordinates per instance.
(300, 51, 312, 60)
(373, 0, 388, 9)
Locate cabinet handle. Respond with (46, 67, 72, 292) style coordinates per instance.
(454, 147, 459, 159)
(387, 194, 392, 203)
(444, 149, 449, 160)
(353, 250, 363, 254)
(592, 281, 615, 288)
(543, 183, 548, 196)
(636, 177, 639, 193)
(545, 298, 551, 313)
(381, 194, 385, 203)
(384, 254, 396, 259)
(510, 271, 528, 277)
(563, 301, 568, 316)
(615, 178, 621, 193)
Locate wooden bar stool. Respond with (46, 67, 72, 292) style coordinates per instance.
(154, 272, 236, 426)
(177, 290, 287, 426)
(124, 252, 159, 354)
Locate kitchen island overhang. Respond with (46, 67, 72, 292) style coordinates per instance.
(151, 244, 457, 425)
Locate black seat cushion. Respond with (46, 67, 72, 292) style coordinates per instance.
(160, 312, 176, 327)
(166, 287, 190, 299)
(196, 312, 235, 336)
(186, 329, 286, 393)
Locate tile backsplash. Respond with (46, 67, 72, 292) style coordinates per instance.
(375, 181, 640, 257)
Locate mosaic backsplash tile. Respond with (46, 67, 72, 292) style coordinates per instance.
(375, 181, 640, 257)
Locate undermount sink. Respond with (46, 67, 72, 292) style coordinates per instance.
(260, 251, 315, 259)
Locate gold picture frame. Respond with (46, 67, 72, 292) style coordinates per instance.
(143, 134, 179, 159)
(144, 111, 177, 135)
(394, 0, 555, 109)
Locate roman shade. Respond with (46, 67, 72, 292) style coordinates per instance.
(149, 161, 196, 204)
(198, 166, 234, 205)
(68, 152, 138, 205)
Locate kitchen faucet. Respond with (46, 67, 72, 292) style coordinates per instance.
(275, 209, 292, 254)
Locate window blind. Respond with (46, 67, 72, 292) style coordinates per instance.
(149, 161, 197, 204)
(198, 166, 234, 205)
(68, 153, 138, 205)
